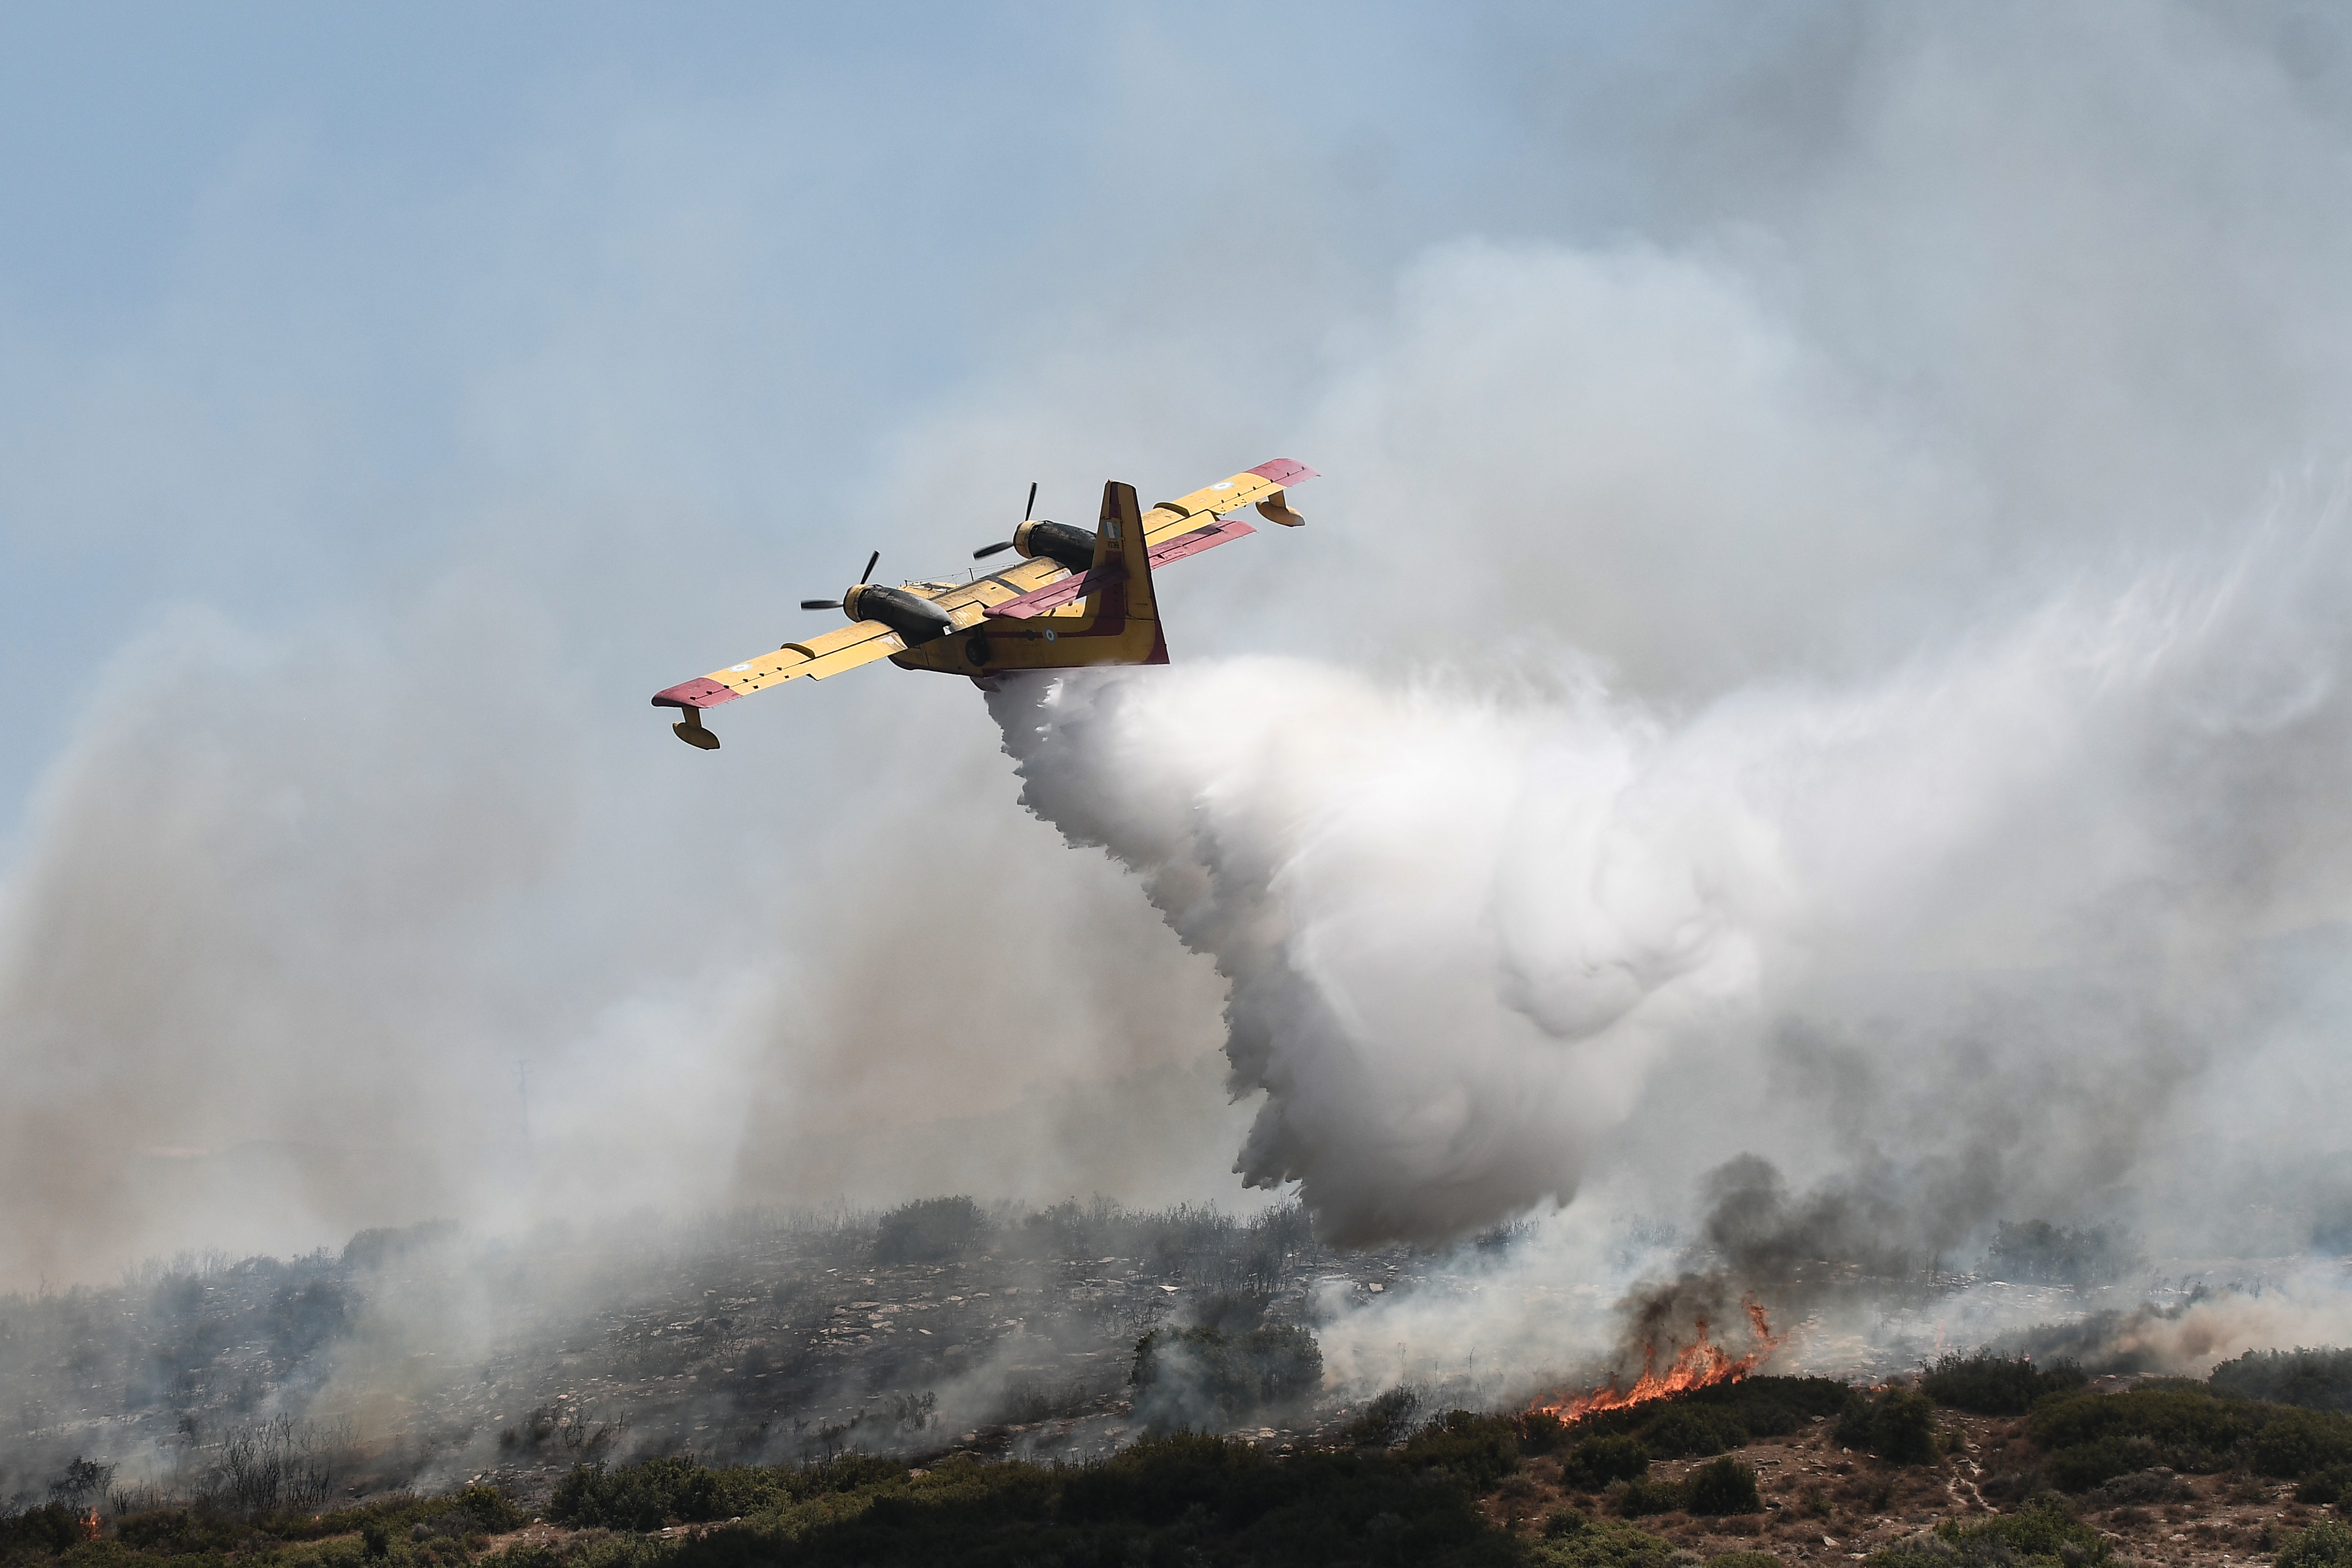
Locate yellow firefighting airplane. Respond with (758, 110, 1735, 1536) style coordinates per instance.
(651, 458, 1317, 748)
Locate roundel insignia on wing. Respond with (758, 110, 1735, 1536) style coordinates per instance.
(730, 663, 753, 672)
(1211, 481, 1233, 490)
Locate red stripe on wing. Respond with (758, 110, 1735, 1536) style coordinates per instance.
(981, 517, 1258, 620)
(985, 563, 1123, 620)
(651, 678, 743, 710)
(1246, 458, 1320, 487)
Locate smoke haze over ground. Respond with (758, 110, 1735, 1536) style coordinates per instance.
(5, 1, 2352, 1426)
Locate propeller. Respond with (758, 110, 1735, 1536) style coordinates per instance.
(799, 550, 880, 610)
(972, 482, 1038, 560)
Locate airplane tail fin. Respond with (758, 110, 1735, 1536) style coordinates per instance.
(1085, 480, 1167, 664)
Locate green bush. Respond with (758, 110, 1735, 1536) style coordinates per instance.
(1529, 1515, 1682, 1568)
(1519, 1410, 1571, 1456)
(2028, 1383, 2352, 1488)
(1403, 1410, 1522, 1490)
(1337, 1386, 1422, 1449)
(1685, 1457, 1762, 1516)
(1840, 1387, 1938, 1465)
(2253, 1408, 2352, 1478)
(1642, 1403, 1746, 1458)
(2299, 1465, 2352, 1505)
(2277, 1520, 2352, 1568)
(0, 1432, 1574, 1568)
(1130, 1320, 1323, 1428)
(0, 1505, 87, 1557)
(455, 1486, 524, 1533)
(2028, 1385, 2252, 1465)
(1616, 1475, 1685, 1517)
(1564, 1434, 1654, 1489)
(2212, 1349, 2352, 1413)
(872, 1196, 987, 1263)
(1919, 1352, 2087, 1415)
(1708, 1554, 1784, 1568)
(2043, 1435, 2160, 1493)
(1867, 1497, 2112, 1568)
(547, 1452, 901, 1531)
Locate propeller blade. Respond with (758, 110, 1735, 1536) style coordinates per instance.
(858, 550, 880, 585)
(799, 599, 842, 610)
(1023, 481, 1037, 523)
(972, 540, 1015, 559)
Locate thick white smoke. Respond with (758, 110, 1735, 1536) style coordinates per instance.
(988, 488, 2352, 1246)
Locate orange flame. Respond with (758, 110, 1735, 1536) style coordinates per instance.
(1532, 1298, 1787, 1423)
(78, 1509, 101, 1541)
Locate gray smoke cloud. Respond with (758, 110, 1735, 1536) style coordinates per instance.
(6, 0, 2352, 1309)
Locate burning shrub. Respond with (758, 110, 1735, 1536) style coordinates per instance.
(1128, 1319, 1323, 1430)
(1563, 1434, 1654, 1489)
(1685, 1456, 1763, 1516)
(874, 1195, 988, 1262)
(1920, 1351, 2087, 1415)
(2278, 1521, 2352, 1568)
(1838, 1387, 1939, 1465)
(2212, 1348, 2352, 1412)
(1568, 1376, 1848, 1447)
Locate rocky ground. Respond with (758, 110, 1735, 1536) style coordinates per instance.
(1475, 1391, 2317, 1565)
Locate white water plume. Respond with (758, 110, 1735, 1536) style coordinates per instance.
(988, 498, 2352, 1248)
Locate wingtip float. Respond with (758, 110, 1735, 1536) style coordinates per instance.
(649, 458, 1318, 749)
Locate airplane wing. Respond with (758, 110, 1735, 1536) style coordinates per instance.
(650, 457, 1316, 745)
(1141, 457, 1317, 542)
(653, 619, 908, 710)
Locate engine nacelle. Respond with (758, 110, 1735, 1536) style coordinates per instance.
(842, 583, 955, 646)
(1011, 518, 1099, 573)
